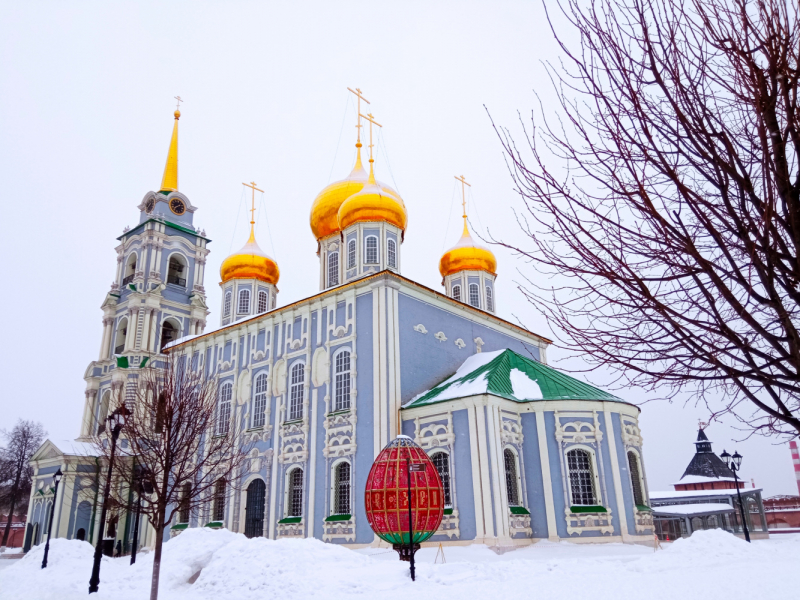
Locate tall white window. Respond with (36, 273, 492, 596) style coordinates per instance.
(627, 451, 645, 506)
(469, 283, 480, 308)
(328, 252, 339, 287)
(288, 468, 303, 517)
(452, 285, 461, 302)
(347, 239, 356, 269)
(485, 285, 494, 312)
(432, 452, 452, 507)
(334, 350, 351, 411)
(252, 372, 268, 428)
(567, 449, 597, 506)
(213, 478, 226, 522)
(258, 290, 268, 314)
(238, 289, 250, 314)
(387, 238, 397, 269)
(217, 382, 232, 435)
(334, 462, 351, 515)
(223, 291, 232, 317)
(504, 449, 521, 506)
(289, 362, 305, 421)
(365, 236, 378, 264)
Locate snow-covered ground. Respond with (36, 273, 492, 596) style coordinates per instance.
(1, 529, 796, 600)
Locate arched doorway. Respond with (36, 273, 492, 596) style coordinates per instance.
(244, 479, 266, 538)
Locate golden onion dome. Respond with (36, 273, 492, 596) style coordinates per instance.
(310, 145, 370, 240)
(439, 221, 497, 278)
(220, 227, 280, 285)
(338, 166, 408, 232)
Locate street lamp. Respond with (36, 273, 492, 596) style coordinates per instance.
(130, 467, 154, 565)
(720, 449, 750, 543)
(89, 404, 130, 594)
(41, 468, 63, 569)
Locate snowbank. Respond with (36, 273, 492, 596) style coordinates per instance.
(1, 529, 797, 600)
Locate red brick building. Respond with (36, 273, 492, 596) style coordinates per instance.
(1, 514, 27, 548)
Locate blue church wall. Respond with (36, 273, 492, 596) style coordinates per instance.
(544, 411, 568, 538)
(597, 415, 621, 537)
(453, 408, 477, 541)
(354, 291, 375, 543)
(482, 406, 498, 537)
(520, 412, 549, 538)
(611, 412, 637, 534)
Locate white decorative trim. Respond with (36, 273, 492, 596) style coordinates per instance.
(434, 331, 448, 342)
(322, 516, 355, 542)
(454, 338, 466, 349)
(413, 323, 428, 334)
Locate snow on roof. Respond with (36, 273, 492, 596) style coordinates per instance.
(651, 488, 762, 500)
(403, 349, 625, 409)
(652, 503, 735, 516)
(673, 475, 738, 485)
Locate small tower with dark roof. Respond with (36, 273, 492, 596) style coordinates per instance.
(673, 427, 744, 491)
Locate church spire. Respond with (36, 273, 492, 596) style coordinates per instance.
(159, 97, 182, 192)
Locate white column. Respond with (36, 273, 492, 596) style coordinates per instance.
(99, 318, 111, 360)
(603, 408, 631, 540)
(535, 410, 559, 540)
(150, 311, 160, 353)
(125, 309, 138, 352)
(141, 309, 153, 352)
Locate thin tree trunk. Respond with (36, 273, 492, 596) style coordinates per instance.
(1, 467, 21, 546)
(149, 518, 164, 600)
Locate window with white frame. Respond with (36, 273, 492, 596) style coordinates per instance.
(212, 478, 226, 522)
(257, 290, 268, 314)
(334, 350, 351, 411)
(238, 289, 250, 314)
(365, 236, 378, 264)
(485, 285, 494, 312)
(431, 452, 452, 507)
(333, 462, 351, 515)
(289, 362, 305, 421)
(627, 451, 645, 506)
(567, 448, 597, 506)
(452, 284, 461, 302)
(503, 449, 521, 506)
(223, 291, 232, 317)
(387, 238, 397, 269)
(328, 252, 339, 287)
(288, 468, 303, 517)
(252, 372, 268, 428)
(469, 283, 480, 308)
(217, 382, 232, 435)
(347, 239, 356, 269)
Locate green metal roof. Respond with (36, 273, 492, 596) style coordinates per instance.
(402, 349, 625, 409)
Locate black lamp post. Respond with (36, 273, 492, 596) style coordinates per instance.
(721, 449, 750, 543)
(41, 468, 63, 569)
(129, 467, 153, 565)
(89, 405, 129, 594)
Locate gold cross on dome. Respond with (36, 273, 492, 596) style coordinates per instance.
(242, 181, 264, 225)
(455, 175, 472, 220)
(359, 112, 382, 162)
(347, 87, 370, 143)
(174, 96, 183, 111)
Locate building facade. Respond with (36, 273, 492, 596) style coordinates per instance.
(25, 104, 655, 553)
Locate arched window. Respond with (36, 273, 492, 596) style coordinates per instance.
(504, 449, 521, 506)
(627, 451, 645, 506)
(96, 391, 111, 435)
(167, 255, 187, 287)
(328, 252, 339, 287)
(252, 372, 268, 428)
(567, 449, 597, 506)
(160, 319, 178, 351)
(257, 290, 268, 314)
(114, 318, 128, 355)
(213, 478, 226, 522)
(123, 254, 137, 285)
(217, 382, 232, 435)
(334, 462, 351, 515)
(289, 363, 305, 421)
(387, 238, 397, 268)
(452, 285, 461, 302)
(365, 236, 378, 264)
(469, 283, 481, 308)
(238, 289, 250, 314)
(334, 350, 351, 411)
(271, 294, 277, 309)
(288, 468, 304, 517)
(179, 482, 191, 523)
(347, 239, 356, 269)
(431, 452, 452, 507)
(223, 291, 232, 317)
(244, 479, 266, 538)
(485, 285, 494, 312)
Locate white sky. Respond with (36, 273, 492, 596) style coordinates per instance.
(1, 1, 796, 497)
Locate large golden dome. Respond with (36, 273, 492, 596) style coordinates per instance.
(338, 166, 408, 232)
(310, 146, 370, 240)
(439, 221, 497, 278)
(220, 228, 280, 284)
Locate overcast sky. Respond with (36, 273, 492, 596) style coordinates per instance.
(1, 1, 796, 496)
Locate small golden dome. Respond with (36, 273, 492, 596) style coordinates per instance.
(174, 109, 181, 119)
(439, 221, 497, 278)
(220, 228, 280, 284)
(310, 145, 369, 240)
(338, 165, 408, 231)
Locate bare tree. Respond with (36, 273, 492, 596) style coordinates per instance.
(0, 420, 46, 546)
(95, 353, 249, 600)
(494, 0, 800, 436)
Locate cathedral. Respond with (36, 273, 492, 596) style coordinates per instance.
(23, 96, 655, 553)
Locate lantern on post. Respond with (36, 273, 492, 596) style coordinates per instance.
(364, 436, 444, 580)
